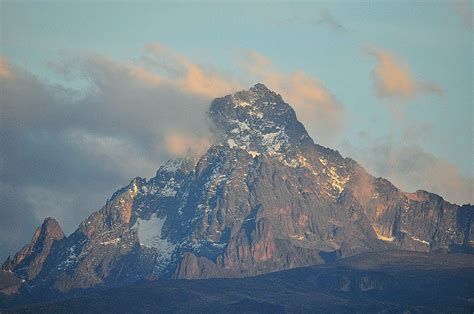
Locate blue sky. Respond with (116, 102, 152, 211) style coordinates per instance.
(0, 0, 472, 260)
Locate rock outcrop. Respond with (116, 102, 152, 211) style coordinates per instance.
(2, 218, 65, 281)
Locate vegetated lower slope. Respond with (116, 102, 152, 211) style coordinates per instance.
(5, 251, 474, 313)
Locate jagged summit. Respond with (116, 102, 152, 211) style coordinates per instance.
(41, 217, 64, 232)
(2, 217, 64, 280)
(209, 83, 311, 157)
(234, 83, 277, 100)
(246, 82, 273, 94)
(156, 157, 195, 175)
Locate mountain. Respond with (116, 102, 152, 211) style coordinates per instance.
(2, 218, 65, 281)
(2, 83, 473, 294)
(4, 251, 474, 313)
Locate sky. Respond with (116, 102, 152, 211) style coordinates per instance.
(0, 0, 472, 261)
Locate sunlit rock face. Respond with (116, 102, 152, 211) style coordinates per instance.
(2, 218, 65, 281)
(4, 84, 473, 290)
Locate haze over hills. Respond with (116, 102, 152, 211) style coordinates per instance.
(1, 84, 473, 307)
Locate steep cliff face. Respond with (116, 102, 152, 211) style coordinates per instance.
(2, 218, 65, 281)
(5, 84, 473, 291)
(170, 84, 472, 278)
(40, 160, 196, 291)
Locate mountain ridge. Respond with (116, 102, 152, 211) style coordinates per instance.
(3, 251, 474, 312)
(2, 83, 473, 293)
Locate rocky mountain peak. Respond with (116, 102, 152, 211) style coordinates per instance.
(40, 218, 65, 239)
(235, 83, 278, 102)
(156, 157, 195, 176)
(209, 83, 311, 157)
(1, 218, 64, 280)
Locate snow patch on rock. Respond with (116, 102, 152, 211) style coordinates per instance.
(411, 236, 430, 245)
(133, 213, 176, 269)
(159, 159, 184, 173)
(101, 238, 121, 245)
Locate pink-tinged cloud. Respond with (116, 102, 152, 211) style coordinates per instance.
(367, 47, 442, 100)
(80, 44, 241, 99)
(147, 43, 242, 98)
(239, 50, 347, 143)
(0, 57, 15, 79)
(178, 62, 242, 98)
(82, 47, 346, 145)
(164, 132, 211, 157)
(453, 0, 473, 28)
(75, 53, 165, 89)
(77, 46, 344, 147)
(129, 66, 163, 86)
(383, 145, 473, 205)
(347, 140, 473, 205)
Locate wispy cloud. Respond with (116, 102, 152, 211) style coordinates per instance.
(0, 57, 15, 79)
(164, 132, 212, 157)
(238, 50, 347, 144)
(146, 43, 243, 98)
(367, 46, 442, 100)
(317, 9, 347, 32)
(453, 0, 473, 28)
(343, 136, 473, 205)
(280, 9, 347, 32)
